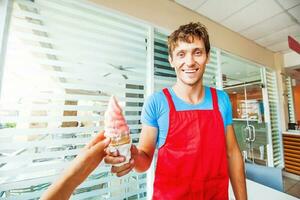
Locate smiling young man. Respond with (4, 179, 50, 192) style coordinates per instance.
(105, 22, 247, 200)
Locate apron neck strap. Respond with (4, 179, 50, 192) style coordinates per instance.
(163, 87, 219, 111)
(162, 88, 176, 111)
(210, 87, 219, 110)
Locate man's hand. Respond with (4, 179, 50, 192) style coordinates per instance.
(226, 125, 247, 200)
(104, 145, 138, 177)
(105, 124, 158, 176)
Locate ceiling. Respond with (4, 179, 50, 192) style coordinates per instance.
(175, 0, 300, 54)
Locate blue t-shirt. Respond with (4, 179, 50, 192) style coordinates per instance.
(141, 86, 233, 148)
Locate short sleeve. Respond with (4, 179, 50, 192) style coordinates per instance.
(141, 94, 159, 128)
(223, 92, 233, 127)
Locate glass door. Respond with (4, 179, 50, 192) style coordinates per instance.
(221, 52, 270, 166)
(225, 82, 268, 165)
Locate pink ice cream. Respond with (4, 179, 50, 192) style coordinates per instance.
(104, 96, 130, 146)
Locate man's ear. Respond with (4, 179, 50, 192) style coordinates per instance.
(168, 55, 174, 68)
(205, 53, 210, 65)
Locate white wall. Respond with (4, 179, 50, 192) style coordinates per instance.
(284, 51, 300, 68)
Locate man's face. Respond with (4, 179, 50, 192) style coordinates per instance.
(169, 37, 209, 87)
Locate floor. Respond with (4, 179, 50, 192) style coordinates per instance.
(283, 175, 300, 198)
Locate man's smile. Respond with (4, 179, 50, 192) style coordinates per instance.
(182, 68, 199, 73)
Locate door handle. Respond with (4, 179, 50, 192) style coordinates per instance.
(244, 126, 251, 142)
(249, 125, 256, 142)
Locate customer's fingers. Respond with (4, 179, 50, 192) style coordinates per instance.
(92, 137, 110, 155)
(86, 130, 106, 149)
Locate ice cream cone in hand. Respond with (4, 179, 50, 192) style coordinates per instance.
(104, 96, 131, 166)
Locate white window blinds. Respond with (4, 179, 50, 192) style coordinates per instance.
(153, 30, 175, 91)
(264, 68, 283, 167)
(0, 0, 148, 199)
(285, 76, 296, 124)
(153, 29, 221, 91)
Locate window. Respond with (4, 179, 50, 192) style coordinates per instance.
(0, 0, 148, 199)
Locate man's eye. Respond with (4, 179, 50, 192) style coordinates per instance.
(195, 51, 202, 56)
(178, 53, 185, 57)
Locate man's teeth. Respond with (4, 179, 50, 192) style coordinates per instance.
(183, 69, 198, 72)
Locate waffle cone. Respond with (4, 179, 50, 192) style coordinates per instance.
(109, 134, 131, 147)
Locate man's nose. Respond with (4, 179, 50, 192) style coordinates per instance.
(185, 54, 195, 67)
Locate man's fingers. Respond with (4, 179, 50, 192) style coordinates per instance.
(131, 145, 138, 154)
(116, 167, 132, 177)
(104, 155, 125, 164)
(115, 160, 134, 177)
(111, 161, 132, 174)
(105, 149, 119, 157)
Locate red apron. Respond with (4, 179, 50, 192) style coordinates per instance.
(153, 88, 229, 200)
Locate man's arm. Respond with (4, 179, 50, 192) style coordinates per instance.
(226, 125, 247, 200)
(105, 124, 157, 176)
(134, 124, 158, 172)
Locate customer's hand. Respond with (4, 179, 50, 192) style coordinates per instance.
(41, 130, 110, 200)
(104, 144, 138, 177)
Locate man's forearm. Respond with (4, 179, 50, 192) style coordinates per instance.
(134, 148, 153, 173)
(228, 150, 247, 200)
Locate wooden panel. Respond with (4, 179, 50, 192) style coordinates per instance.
(292, 84, 300, 122)
(284, 136, 300, 142)
(283, 134, 300, 176)
(286, 168, 300, 176)
(283, 144, 300, 151)
(285, 152, 300, 159)
(285, 164, 300, 171)
(285, 160, 300, 167)
(229, 93, 238, 118)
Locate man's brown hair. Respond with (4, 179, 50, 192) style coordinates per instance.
(168, 22, 210, 58)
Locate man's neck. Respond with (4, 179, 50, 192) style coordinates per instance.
(172, 82, 205, 104)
